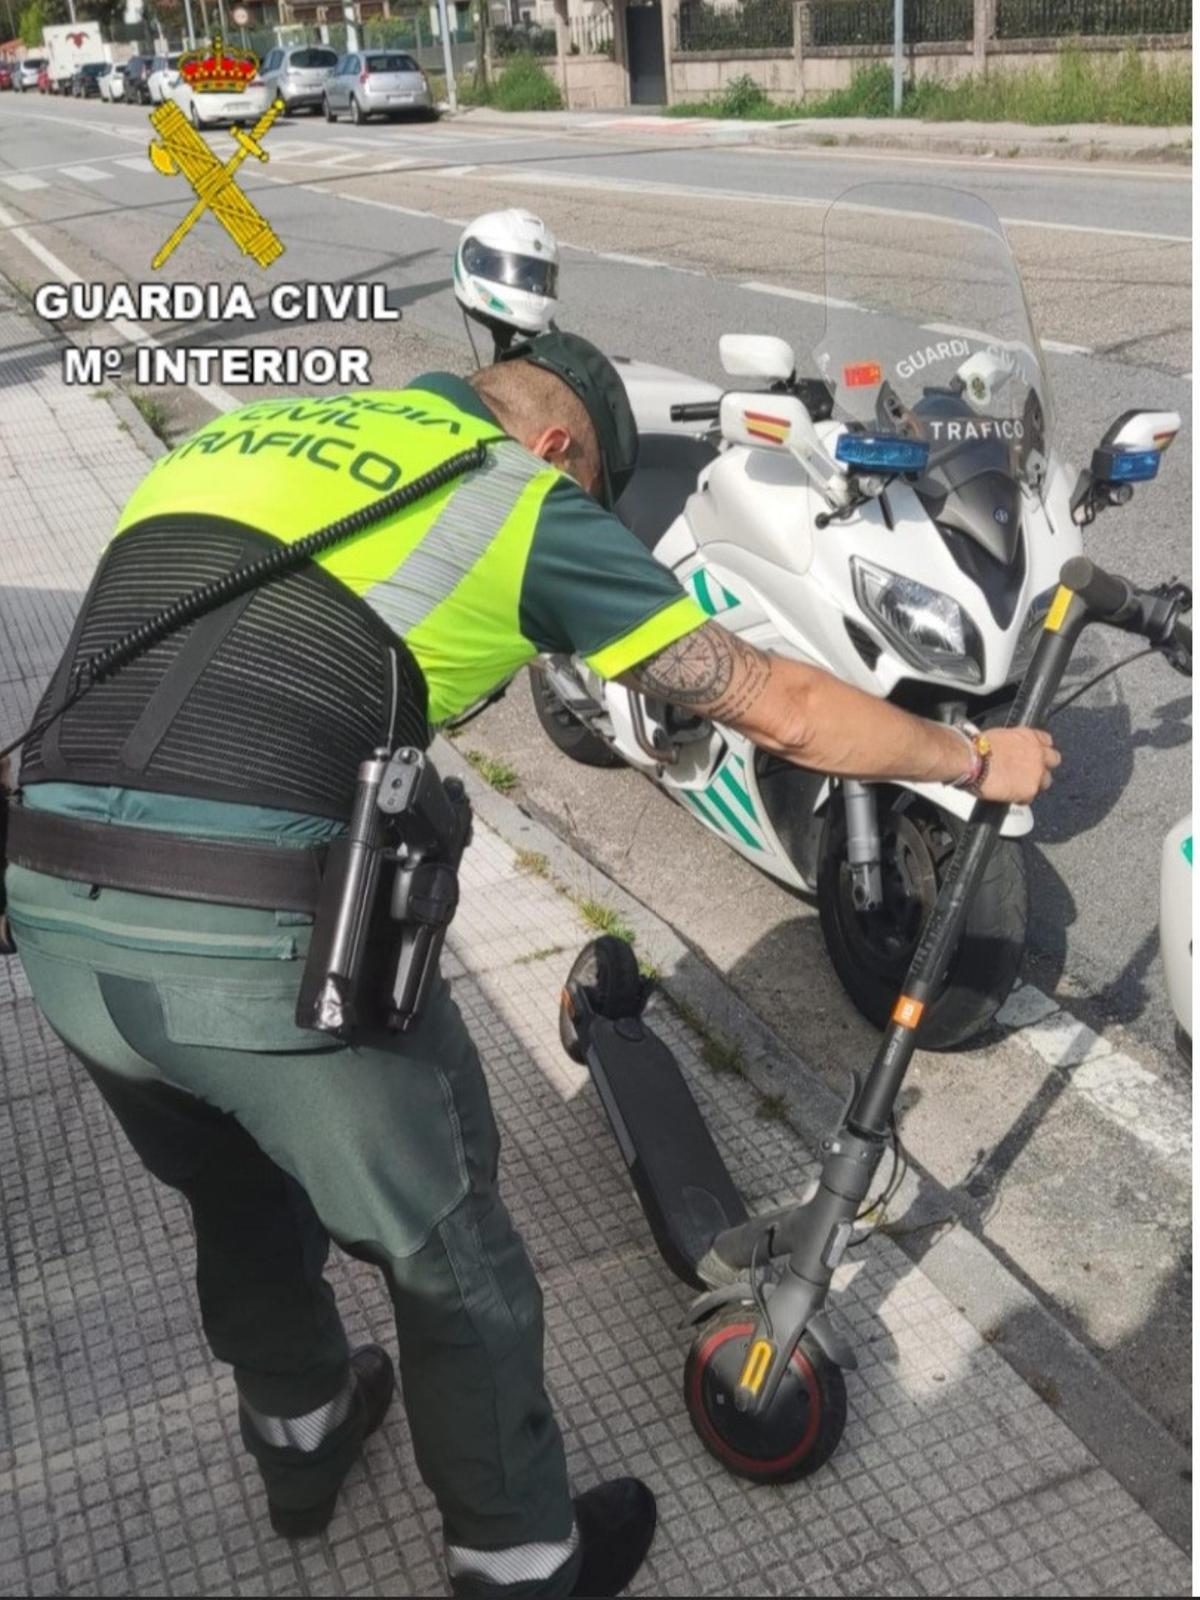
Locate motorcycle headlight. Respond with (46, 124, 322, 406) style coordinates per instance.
(1010, 586, 1058, 682)
(852, 559, 984, 685)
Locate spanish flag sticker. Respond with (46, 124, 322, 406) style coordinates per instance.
(744, 410, 790, 446)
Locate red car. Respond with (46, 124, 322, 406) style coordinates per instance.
(0, 64, 13, 91)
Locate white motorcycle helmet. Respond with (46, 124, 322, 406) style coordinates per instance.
(454, 209, 560, 354)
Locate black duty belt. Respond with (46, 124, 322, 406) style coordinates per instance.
(7, 805, 327, 915)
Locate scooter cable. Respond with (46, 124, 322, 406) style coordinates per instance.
(1048, 646, 1157, 721)
(847, 1115, 908, 1251)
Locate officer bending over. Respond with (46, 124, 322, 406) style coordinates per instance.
(5, 334, 1059, 1598)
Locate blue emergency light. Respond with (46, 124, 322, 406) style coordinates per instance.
(1104, 447, 1161, 483)
(835, 433, 930, 474)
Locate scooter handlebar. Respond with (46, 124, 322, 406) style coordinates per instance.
(669, 400, 721, 423)
(1059, 558, 1192, 670)
(1059, 557, 1135, 622)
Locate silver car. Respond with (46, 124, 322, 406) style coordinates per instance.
(261, 43, 338, 115)
(323, 51, 434, 125)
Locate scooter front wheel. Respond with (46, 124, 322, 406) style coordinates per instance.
(684, 1310, 847, 1484)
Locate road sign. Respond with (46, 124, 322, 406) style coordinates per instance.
(231, 6, 249, 23)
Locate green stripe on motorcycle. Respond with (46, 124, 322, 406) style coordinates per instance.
(682, 788, 736, 840)
(1184, 835, 1193, 865)
(718, 766, 756, 821)
(693, 569, 717, 616)
(702, 783, 760, 850)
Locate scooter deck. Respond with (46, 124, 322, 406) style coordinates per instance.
(586, 1015, 749, 1289)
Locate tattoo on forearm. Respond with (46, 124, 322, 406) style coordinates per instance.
(634, 624, 771, 725)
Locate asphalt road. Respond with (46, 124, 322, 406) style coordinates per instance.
(0, 95, 1191, 1443)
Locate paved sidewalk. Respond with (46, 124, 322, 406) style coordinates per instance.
(453, 106, 1192, 164)
(0, 283, 1190, 1596)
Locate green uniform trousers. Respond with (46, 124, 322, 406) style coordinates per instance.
(9, 864, 577, 1584)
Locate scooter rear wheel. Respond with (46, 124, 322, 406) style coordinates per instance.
(559, 936, 643, 1063)
(684, 1309, 847, 1484)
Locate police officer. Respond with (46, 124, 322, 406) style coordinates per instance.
(6, 334, 1059, 1598)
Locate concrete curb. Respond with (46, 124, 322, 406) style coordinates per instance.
(450, 105, 1192, 165)
(1, 275, 169, 466)
(744, 124, 1194, 164)
(434, 733, 1192, 1554)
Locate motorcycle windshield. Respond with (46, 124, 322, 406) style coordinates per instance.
(813, 183, 1052, 490)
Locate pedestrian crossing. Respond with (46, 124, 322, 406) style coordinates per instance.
(0, 138, 435, 193)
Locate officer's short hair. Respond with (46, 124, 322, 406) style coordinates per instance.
(470, 362, 602, 493)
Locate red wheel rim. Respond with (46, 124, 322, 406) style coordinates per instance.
(689, 1319, 821, 1475)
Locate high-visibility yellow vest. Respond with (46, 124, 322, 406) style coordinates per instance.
(115, 387, 560, 725)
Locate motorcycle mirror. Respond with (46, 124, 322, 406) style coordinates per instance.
(719, 392, 851, 506)
(719, 334, 796, 383)
(1089, 409, 1182, 491)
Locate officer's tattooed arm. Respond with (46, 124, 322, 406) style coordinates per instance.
(624, 621, 1060, 804)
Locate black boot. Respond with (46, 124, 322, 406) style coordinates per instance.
(264, 1343, 396, 1539)
(569, 1478, 657, 1597)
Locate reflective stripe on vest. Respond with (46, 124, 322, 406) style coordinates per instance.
(112, 389, 561, 724)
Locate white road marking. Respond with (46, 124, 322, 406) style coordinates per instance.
(741, 280, 865, 313)
(999, 983, 1187, 1163)
(440, 163, 1190, 243)
(114, 156, 155, 174)
(0, 173, 48, 191)
(0, 196, 239, 414)
(59, 165, 112, 182)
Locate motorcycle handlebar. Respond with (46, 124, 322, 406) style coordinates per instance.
(669, 401, 721, 423)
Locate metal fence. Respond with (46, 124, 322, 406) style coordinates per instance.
(492, 23, 558, 54)
(570, 11, 616, 55)
(806, 0, 972, 46)
(995, 0, 1192, 36)
(677, 0, 793, 53)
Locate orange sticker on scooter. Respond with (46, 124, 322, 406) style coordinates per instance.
(737, 1339, 774, 1396)
(892, 995, 925, 1029)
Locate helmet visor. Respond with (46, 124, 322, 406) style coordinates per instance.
(461, 237, 558, 299)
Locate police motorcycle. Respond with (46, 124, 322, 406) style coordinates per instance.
(500, 184, 1183, 1048)
(1160, 814, 1192, 1055)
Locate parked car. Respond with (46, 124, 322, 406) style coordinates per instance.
(146, 53, 182, 104)
(15, 56, 47, 92)
(71, 61, 108, 98)
(323, 51, 433, 124)
(98, 61, 127, 102)
(123, 55, 153, 103)
(261, 43, 338, 115)
(0, 64, 13, 91)
(170, 69, 273, 129)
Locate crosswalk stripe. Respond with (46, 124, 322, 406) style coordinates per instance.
(114, 156, 154, 173)
(1, 173, 48, 191)
(60, 165, 112, 182)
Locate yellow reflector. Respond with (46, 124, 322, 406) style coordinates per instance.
(1043, 585, 1074, 634)
(737, 1338, 774, 1396)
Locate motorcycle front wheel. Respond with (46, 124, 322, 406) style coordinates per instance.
(817, 789, 1027, 1051)
(529, 665, 625, 770)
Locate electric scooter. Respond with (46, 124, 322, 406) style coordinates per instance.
(560, 556, 1191, 1481)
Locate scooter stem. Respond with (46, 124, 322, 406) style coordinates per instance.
(736, 580, 1092, 1417)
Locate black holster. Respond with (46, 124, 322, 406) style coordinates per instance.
(296, 747, 471, 1039)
